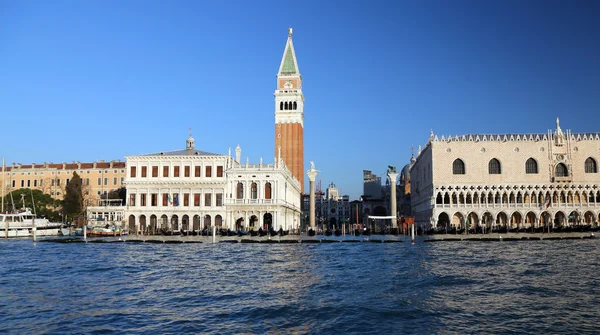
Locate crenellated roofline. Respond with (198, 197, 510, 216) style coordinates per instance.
(429, 132, 600, 143)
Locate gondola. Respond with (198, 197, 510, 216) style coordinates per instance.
(334, 229, 342, 236)
(308, 229, 316, 237)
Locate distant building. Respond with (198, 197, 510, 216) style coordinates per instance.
(410, 118, 600, 231)
(363, 170, 382, 200)
(1, 160, 125, 204)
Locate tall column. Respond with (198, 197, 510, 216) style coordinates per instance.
(387, 167, 399, 229)
(307, 162, 319, 230)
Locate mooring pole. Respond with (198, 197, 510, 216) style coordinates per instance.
(411, 223, 415, 244)
(32, 216, 37, 243)
(212, 225, 216, 243)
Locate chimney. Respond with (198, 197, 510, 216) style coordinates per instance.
(77, 162, 81, 169)
(93, 162, 97, 168)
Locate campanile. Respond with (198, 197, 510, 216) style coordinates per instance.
(275, 28, 305, 193)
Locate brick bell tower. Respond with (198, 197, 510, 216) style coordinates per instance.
(275, 28, 305, 193)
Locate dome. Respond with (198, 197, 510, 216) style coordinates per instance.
(400, 163, 411, 182)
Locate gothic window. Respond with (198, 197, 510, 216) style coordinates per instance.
(488, 158, 501, 174)
(585, 157, 597, 173)
(452, 159, 465, 175)
(555, 163, 568, 177)
(265, 182, 272, 199)
(525, 158, 538, 174)
(237, 182, 244, 199)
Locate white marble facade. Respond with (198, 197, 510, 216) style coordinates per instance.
(122, 136, 301, 234)
(411, 119, 600, 231)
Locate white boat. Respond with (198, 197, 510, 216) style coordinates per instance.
(0, 208, 62, 238)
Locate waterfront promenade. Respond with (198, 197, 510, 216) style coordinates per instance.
(36, 231, 596, 244)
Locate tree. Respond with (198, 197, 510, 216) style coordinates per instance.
(104, 187, 127, 205)
(63, 172, 83, 218)
(1, 188, 62, 221)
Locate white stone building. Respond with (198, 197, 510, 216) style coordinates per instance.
(122, 135, 301, 234)
(411, 118, 600, 232)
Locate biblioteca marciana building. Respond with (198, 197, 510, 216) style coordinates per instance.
(411, 118, 600, 231)
(120, 136, 301, 234)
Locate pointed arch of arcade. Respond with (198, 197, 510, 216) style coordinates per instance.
(496, 212, 508, 227)
(437, 212, 450, 229)
(540, 211, 552, 225)
(193, 215, 201, 231)
(510, 211, 522, 229)
(525, 211, 536, 227)
(568, 211, 580, 226)
(466, 212, 479, 232)
(481, 212, 494, 229)
(554, 211, 566, 227)
(452, 212, 465, 229)
(584, 211, 595, 224)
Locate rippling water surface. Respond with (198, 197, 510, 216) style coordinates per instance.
(1, 238, 599, 334)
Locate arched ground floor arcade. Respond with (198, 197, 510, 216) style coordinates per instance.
(415, 208, 600, 233)
(125, 208, 301, 235)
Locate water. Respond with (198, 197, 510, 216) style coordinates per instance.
(1, 238, 599, 334)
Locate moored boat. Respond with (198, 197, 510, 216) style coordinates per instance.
(0, 208, 62, 238)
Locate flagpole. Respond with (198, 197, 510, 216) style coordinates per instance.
(2, 158, 6, 239)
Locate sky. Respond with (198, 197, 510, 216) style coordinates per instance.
(1, 0, 599, 199)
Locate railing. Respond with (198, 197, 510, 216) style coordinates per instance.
(434, 202, 599, 209)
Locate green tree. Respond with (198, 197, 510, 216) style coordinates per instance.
(63, 172, 83, 218)
(1, 188, 62, 221)
(105, 187, 127, 204)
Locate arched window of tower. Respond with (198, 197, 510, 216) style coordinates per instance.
(280, 102, 283, 110)
(284, 102, 288, 110)
(293, 101, 297, 110)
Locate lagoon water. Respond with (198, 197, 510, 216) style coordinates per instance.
(1, 238, 599, 334)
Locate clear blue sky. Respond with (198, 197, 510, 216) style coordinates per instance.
(1, 0, 599, 199)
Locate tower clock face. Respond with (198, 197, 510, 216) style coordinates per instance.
(284, 81, 293, 89)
